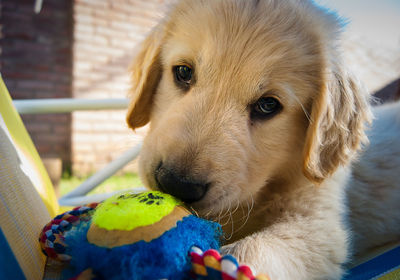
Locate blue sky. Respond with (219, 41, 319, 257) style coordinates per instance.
(314, 0, 400, 49)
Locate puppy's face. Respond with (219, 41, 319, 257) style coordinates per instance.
(127, 0, 370, 217)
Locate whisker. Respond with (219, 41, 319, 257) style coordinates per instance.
(189, 206, 200, 217)
(295, 96, 311, 123)
(220, 200, 232, 227)
(217, 200, 226, 224)
(203, 209, 213, 219)
(221, 199, 232, 219)
(231, 197, 241, 216)
(284, 84, 311, 123)
(233, 193, 254, 234)
(226, 205, 235, 240)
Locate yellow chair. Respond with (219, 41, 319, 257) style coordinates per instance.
(0, 76, 59, 280)
(0, 76, 141, 279)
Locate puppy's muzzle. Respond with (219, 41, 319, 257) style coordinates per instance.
(155, 163, 209, 203)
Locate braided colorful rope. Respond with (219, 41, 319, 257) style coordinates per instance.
(39, 203, 99, 262)
(190, 247, 270, 280)
(39, 203, 269, 279)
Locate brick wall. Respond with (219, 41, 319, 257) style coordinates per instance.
(71, 0, 167, 175)
(0, 0, 168, 177)
(0, 0, 73, 169)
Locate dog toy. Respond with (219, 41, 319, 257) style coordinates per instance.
(39, 190, 269, 280)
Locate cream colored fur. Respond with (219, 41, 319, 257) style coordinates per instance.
(126, 0, 400, 279)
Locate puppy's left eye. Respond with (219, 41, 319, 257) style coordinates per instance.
(173, 65, 193, 89)
(251, 96, 282, 120)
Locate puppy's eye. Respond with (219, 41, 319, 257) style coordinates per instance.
(251, 96, 282, 120)
(173, 65, 193, 89)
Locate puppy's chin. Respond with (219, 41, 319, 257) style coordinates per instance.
(189, 201, 225, 219)
(187, 189, 241, 219)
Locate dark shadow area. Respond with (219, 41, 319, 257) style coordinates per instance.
(373, 78, 400, 104)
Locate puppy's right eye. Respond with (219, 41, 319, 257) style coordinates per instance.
(173, 65, 193, 90)
(250, 96, 282, 120)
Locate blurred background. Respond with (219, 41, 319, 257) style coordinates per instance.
(0, 0, 399, 195)
(314, 0, 400, 99)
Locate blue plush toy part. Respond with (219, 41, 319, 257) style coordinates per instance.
(61, 191, 222, 280)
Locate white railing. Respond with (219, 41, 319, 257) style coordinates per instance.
(14, 98, 130, 114)
(13, 98, 147, 206)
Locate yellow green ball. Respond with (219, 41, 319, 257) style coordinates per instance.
(92, 191, 182, 231)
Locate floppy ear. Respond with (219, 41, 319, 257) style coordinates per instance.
(126, 26, 164, 130)
(303, 64, 372, 183)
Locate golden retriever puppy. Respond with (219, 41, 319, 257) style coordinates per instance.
(125, 0, 400, 278)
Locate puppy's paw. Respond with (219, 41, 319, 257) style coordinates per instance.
(221, 237, 345, 280)
(220, 238, 260, 273)
(220, 242, 237, 256)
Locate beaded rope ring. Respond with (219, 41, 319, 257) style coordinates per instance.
(190, 247, 270, 280)
(39, 203, 99, 261)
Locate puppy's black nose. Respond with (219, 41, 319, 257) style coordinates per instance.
(155, 164, 208, 203)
